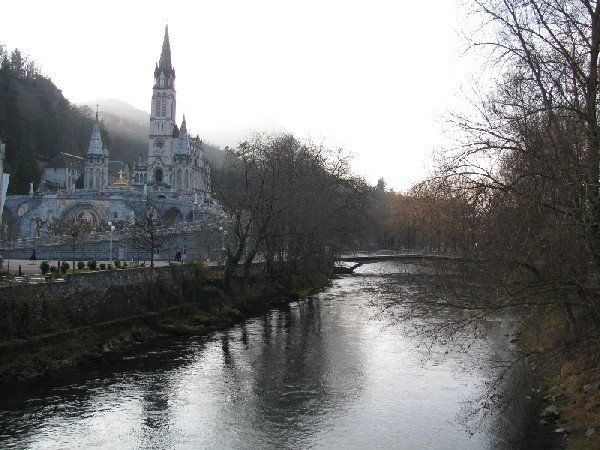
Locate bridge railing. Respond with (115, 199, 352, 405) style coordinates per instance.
(336, 249, 463, 261)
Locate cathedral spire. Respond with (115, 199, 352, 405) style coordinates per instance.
(154, 25, 175, 88)
(181, 114, 187, 132)
(159, 25, 172, 72)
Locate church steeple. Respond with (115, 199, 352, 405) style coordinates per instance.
(159, 25, 172, 72)
(87, 103, 104, 156)
(132, 25, 211, 194)
(154, 25, 175, 86)
(85, 103, 109, 189)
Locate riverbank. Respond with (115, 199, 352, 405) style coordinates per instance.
(0, 264, 329, 384)
(520, 307, 600, 449)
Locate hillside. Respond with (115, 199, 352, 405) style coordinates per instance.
(0, 47, 100, 194)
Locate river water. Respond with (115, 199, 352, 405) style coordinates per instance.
(0, 262, 558, 449)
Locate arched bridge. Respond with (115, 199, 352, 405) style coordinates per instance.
(337, 251, 463, 264)
(334, 251, 463, 274)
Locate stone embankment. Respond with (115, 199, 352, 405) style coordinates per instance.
(0, 265, 201, 340)
(0, 264, 300, 383)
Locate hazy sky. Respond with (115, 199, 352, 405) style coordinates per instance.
(2, 0, 471, 191)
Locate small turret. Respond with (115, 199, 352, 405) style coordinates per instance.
(87, 104, 104, 156)
(84, 103, 109, 189)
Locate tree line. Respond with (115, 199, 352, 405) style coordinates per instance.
(215, 133, 372, 290)
(0, 45, 106, 194)
(364, 3, 600, 426)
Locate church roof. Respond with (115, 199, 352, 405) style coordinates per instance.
(46, 152, 84, 170)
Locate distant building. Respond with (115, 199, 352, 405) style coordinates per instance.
(1, 25, 220, 261)
(42, 152, 84, 191)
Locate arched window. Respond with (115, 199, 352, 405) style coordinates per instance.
(155, 96, 161, 116)
(161, 94, 167, 117)
(176, 169, 182, 190)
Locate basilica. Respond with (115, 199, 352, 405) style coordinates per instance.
(1, 26, 222, 262)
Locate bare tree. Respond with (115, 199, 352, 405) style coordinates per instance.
(47, 216, 93, 271)
(215, 132, 371, 290)
(0, 214, 19, 272)
(126, 201, 171, 267)
(365, 0, 600, 427)
(446, 0, 600, 323)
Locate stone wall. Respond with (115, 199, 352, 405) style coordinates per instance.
(0, 264, 208, 341)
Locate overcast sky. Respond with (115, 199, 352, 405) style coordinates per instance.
(2, 0, 472, 191)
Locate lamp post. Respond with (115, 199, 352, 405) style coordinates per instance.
(108, 221, 115, 263)
(219, 227, 226, 250)
(219, 226, 227, 266)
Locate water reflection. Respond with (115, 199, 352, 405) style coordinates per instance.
(0, 262, 554, 449)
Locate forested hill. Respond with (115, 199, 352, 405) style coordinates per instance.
(0, 46, 101, 194)
(0, 45, 224, 195)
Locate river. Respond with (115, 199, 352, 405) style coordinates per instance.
(0, 261, 560, 449)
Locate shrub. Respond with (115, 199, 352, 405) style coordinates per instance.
(99, 263, 106, 270)
(50, 265, 58, 274)
(121, 261, 128, 268)
(77, 261, 85, 270)
(61, 261, 70, 273)
(107, 264, 113, 270)
(87, 260, 97, 270)
(114, 259, 121, 268)
(40, 261, 50, 274)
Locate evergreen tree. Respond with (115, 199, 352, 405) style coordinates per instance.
(0, 44, 98, 194)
